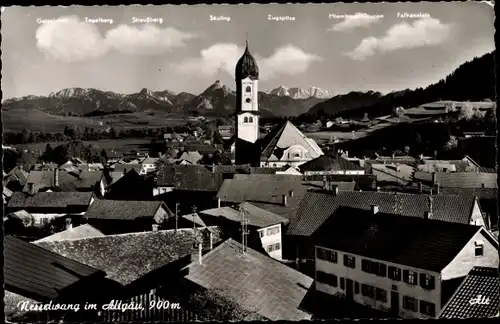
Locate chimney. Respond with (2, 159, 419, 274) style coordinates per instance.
(217, 197, 221, 208)
(418, 182, 423, 193)
(65, 217, 73, 230)
(27, 183, 35, 195)
(370, 205, 379, 214)
(322, 176, 327, 189)
(54, 168, 60, 187)
(376, 186, 380, 192)
(332, 185, 339, 196)
(436, 184, 440, 194)
(198, 241, 203, 265)
(424, 211, 432, 219)
(209, 231, 213, 250)
(282, 194, 288, 206)
(289, 189, 294, 198)
(432, 172, 436, 184)
(152, 224, 159, 231)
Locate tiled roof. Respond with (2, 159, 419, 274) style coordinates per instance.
(287, 190, 477, 236)
(157, 165, 225, 191)
(35, 227, 223, 285)
(183, 238, 313, 321)
(179, 151, 203, 165)
(200, 202, 289, 228)
(7, 191, 94, 209)
(5, 166, 29, 185)
(6, 210, 35, 226)
(478, 166, 496, 173)
(34, 224, 105, 243)
(260, 120, 323, 161)
(5, 235, 105, 301)
(113, 164, 143, 173)
(300, 155, 364, 172)
(370, 163, 414, 183)
(438, 188, 498, 200)
(33, 163, 59, 171)
(84, 199, 169, 220)
(313, 206, 481, 272)
(301, 174, 377, 190)
(4, 186, 13, 198)
(22, 170, 103, 193)
(414, 172, 498, 189)
(439, 267, 500, 318)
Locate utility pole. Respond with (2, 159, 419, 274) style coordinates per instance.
(240, 207, 249, 254)
(175, 202, 180, 232)
(192, 205, 197, 230)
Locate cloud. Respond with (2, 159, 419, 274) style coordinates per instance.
(328, 12, 382, 32)
(345, 17, 452, 61)
(35, 15, 196, 62)
(172, 43, 322, 80)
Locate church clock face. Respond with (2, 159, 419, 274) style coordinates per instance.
(245, 98, 251, 103)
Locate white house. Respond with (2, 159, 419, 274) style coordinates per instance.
(199, 202, 289, 260)
(312, 206, 498, 319)
(141, 157, 158, 174)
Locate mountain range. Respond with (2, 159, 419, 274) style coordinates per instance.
(2, 81, 328, 118)
(268, 85, 334, 99)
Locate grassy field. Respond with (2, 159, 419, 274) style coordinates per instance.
(3, 108, 192, 132)
(14, 138, 152, 154)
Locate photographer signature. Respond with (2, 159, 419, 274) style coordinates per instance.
(469, 295, 490, 305)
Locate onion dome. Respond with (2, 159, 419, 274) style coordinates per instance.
(235, 41, 259, 80)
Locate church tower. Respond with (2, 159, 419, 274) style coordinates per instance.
(234, 41, 260, 165)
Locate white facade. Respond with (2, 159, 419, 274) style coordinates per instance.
(237, 77, 259, 144)
(257, 224, 282, 260)
(152, 186, 174, 196)
(303, 170, 365, 175)
(314, 227, 498, 319)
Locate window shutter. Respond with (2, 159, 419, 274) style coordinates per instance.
(419, 273, 426, 288)
(428, 275, 435, 290)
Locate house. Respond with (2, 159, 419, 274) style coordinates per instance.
(33, 224, 105, 243)
(311, 206, 498, 318)
(217, 125, 234, 140)
(462, 131, 486, 138)
(285, 190, 488, 274)
(259, 121, 324, 168)
(4, 235, 108, 310)
(326, 121, 334, 129)
(276, 166, 303, 175)
(180, 238, 314, 321)
(3, 186, 13, 204)
(368, 162, 414, 185)
(417, 157, 479, 173)
(7, 191, 94, 225)
(105, 169, 155, 200)
(302, 174, 377, 191)
(200, 202, 289, 260)
(82, 199, 174, 234)
(439, 267, 499, 319)
(414, 172, 497, 189)
(113, 163, 145, 175)
(32, 163, 59, 171)
(4, 165, 29, 191)
(22, 169, 105, 196)
(300, 154, 365, 175)
(141, 157, 158, 174)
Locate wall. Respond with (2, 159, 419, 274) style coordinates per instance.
(441, 229, 498, 280)
(258, 224, 282, 260)
(153, 186, 174, 196)
(153, 206, 171, 224)
(315, 246, 442, 319)
(470, 200, 485, 227)
(303, 170, 365, 176)
(237, 112, 259, 143)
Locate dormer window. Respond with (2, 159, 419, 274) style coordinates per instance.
(244, 117, 249, 123)
(249, 117, 253, 123)
(246, 86, 251, 93)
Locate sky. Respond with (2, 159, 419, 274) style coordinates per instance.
(1, 2, 495, 99)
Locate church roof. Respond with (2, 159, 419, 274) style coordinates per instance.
(235, 41, 259, 80)
(260, 121, 324, 161)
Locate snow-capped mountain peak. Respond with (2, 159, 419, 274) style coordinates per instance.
(268, 85, 334, 99)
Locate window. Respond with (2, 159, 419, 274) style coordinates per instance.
(246, 86, 251, 93)
(361, 259, 373, 273)
(403, 270, 418, 285)
(260, 231, 265, 238)
(317, 247, 338, 263)
(403, 296, 418, 312)
(248, 116, 253, 123)
(274, 243, 280, 250)
(41, 218, 49, 225)
(266, 226, 280, 236)
(354, 282, 359, 294)
(388, 266, 401, 281)
(361, 284, 375, 298)
(377, 263, 387, 277)
(316, 271, 338, 287)
(243, 116, 249, 123)
(245, 98, 251, 103)
(340, 278, 345, 290)
(475, 241, 484, 256)
(344, 254, 356, 268)
(419, 300, 435, 317)
(419, 274, 435, 290)
(375, 288, 387, 303)
(267, 245, 273, 252)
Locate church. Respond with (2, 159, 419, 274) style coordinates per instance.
(232, 41, 324, 167)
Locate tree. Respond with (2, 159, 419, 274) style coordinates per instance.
(100, 149, 108, 162)
(361, 113, 369, 122)
(404, 146, 410, 155)
(444, 136, 458, 150)
(392, 106, 405, 117)
(458, 102, 474, 120)
(444, 102, 456, 113)
(20, 129, 31, 144)
(41, 144, 54, 162)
